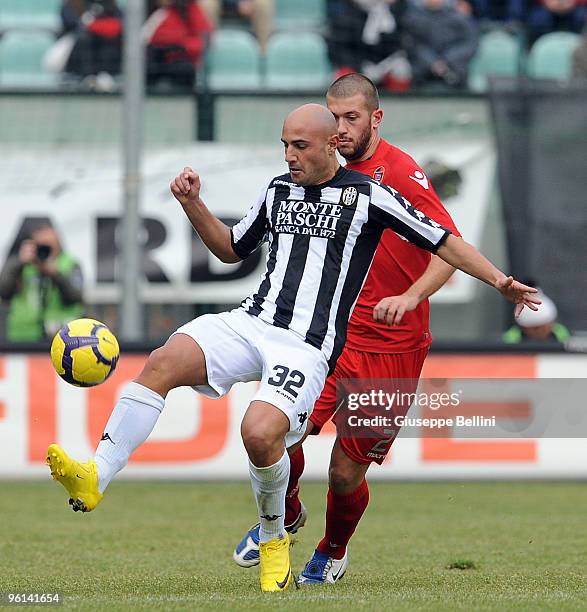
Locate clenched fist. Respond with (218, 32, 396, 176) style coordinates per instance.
(170, 166, 201, 208)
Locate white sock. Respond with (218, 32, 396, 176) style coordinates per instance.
(249, 451, 290, 543)
(94, 382, 164, 493)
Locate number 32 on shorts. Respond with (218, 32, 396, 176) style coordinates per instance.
(267, 365, 306, 398)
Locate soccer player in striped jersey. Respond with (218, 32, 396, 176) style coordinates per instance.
(231, 75, 504, 585)
(47, 103, 538, 593)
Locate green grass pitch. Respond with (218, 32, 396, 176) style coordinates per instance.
(1, 481, 586, 610)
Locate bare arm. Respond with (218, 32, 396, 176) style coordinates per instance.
(170, 167, 241, 264)
(374, 256, 455, 326)
(436, 234, 540, 314)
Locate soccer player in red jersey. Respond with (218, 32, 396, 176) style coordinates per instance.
(233, 73, 461, 582)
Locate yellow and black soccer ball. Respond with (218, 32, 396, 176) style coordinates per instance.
(50, 318, 120, 387)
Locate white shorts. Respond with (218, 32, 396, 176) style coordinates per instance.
(173, 309, 329, 446)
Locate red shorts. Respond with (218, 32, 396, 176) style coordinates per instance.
(309, 346, 429, 465)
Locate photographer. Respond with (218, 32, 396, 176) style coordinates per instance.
(0, 224, 84, 342)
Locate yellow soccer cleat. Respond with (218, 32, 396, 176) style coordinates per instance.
(46, 444, 103, 513)
(259, 533, 294, 592)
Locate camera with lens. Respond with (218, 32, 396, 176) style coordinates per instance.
(36, 244, 52, 262)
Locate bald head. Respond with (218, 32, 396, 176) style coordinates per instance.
(283, 103, 338, 139)
(281, 104, 340, 186)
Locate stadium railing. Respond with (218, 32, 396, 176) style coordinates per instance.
(0, 340, 578, 355)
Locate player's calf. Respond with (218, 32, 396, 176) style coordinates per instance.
(328, 440, 370, 495)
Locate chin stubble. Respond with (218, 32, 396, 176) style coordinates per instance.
(342, 130, 371, 162)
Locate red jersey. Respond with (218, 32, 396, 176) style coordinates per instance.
(345, 139, 460, 353)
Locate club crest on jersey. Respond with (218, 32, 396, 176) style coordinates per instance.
(373, 165, 385, 182)
(341, 187, 357, 206)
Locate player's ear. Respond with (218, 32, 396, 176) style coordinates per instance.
(328, 133, 339, 154)
(371, 109, 383, 130)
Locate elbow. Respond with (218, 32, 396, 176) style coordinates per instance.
(218, 245, 242, 264)
(220, 252, 242, 264)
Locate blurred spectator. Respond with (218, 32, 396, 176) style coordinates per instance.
(326, 0, 410, 90)
(60, 0, 87, 36)
(503, 289, 570, 344)
(64, 0, 124, 88)
(144, 0, 213, 90)
(527, 0, 587, 46)
(44, 1, 86, 77)
(403, 0, 479, 88)
(571, 20, 587, 77)
(465, 0, 526, 23)
(0, 224, 84, 343)
(325, 0, 366, 75)
(199, 0, 273, 53)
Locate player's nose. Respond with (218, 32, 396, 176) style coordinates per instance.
(284, 146, 296, 163)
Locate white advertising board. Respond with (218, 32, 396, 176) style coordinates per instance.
(1, 352, 585, 479)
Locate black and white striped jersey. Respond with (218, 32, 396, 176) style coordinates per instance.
(230, 166, 450, 372)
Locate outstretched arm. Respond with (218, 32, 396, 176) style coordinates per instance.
(368, 183, 540, 316)
(436, 234, 540, 315)
(374, 256, 455, 326)
(170, 167, 241, 264)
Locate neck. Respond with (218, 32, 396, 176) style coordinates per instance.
(314, 161, 341, 185)
(355, 132, 381, 163)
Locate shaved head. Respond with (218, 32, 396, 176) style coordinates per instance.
(327, 73, 380, 113)
(281, 104, 340, 186)
(283, 103, 338, 139)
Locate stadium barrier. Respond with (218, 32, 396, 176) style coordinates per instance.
(1, 347, 586, 479)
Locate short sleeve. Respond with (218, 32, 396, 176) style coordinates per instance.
(230, 183, 270, 259)
(369, 182, 450, 253)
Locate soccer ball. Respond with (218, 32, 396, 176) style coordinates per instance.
(50, 318, 120, 387)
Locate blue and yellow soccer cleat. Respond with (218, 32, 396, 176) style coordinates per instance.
(297, 549, 348, 585)
(259, 533, 294, 592)
(46, 444, 103, 513)
(233, 501, 307, 568)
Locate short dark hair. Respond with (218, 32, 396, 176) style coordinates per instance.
(327, 73, 380, 113)
(29, 220, 53, 237)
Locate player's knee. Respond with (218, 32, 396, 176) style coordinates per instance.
(241, 421, 281, 464)
(138, 347, 177, 391)
(329, 461, 363, 494)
